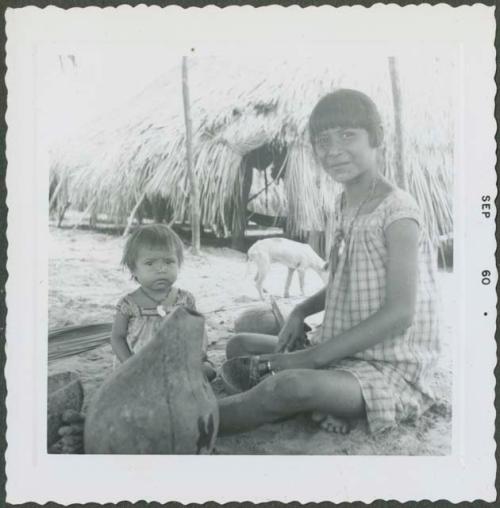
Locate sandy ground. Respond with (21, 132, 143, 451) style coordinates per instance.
(49, 225, 452, 455)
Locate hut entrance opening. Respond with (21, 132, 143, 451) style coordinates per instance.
(231, 143, 287, 251)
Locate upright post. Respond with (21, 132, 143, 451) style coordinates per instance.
(388, 56, 407, 190)
(182, 56, 201, 254)
(231, 159, 253, 251)
(122, 191, 146, 237)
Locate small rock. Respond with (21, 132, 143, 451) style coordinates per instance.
(48, 440, 64, 454)
(70, 423, 85, 434)
(62, 435, 83, 447)
(58, 426, 74, 437)
(59, 422, 84, 437)
(62, 409, 84, 424)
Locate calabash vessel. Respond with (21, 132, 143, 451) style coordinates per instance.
(84, 307, 218, 454)
(234, 304, 282, 335)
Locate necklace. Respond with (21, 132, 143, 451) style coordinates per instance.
(340, 177, 378, 241)
(330, 177, 378, 272)
(139, 287, 168, 317)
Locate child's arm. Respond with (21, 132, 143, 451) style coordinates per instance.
(269, 219, 419, 370)
(183, 291, 197, 312)
(110, 311, 133, 363)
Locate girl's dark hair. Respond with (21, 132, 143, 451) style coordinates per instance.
(309, 89, 383, 147)
(121, 224, 184, 271)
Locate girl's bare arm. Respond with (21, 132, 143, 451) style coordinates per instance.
(270, 218, 419, 370)
(110, 312, 133, 363)
(276, 286, 327, 352)
(294, 286, 327, 318)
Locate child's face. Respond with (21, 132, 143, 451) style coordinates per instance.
(132, 246, 179, 292)
(313, 127, 378, 183)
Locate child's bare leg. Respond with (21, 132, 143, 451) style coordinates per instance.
(218, 368, 364, 435)
(226, 333, 278, 359)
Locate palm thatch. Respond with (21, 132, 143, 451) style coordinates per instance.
(50, 52, 455, 242)
(248, 169, 287, 219)
(49, 323, 111, 362)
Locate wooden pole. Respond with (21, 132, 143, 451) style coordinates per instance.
(89, 208, 98, 229)
(388, 56, 407, 190)
(231, 159, 253, 251)
(264, 167, 269, 213)
(73, 199, 96, 230)
(122, 191, 147, 237)
(49, 178, 64, 209)
(182, 56, 201, 255)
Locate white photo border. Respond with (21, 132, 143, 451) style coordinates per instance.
(4, 4, 497, 504)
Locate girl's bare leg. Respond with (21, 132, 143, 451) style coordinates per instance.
(218, 368, 365, 435)
(311, 412, 352, 434)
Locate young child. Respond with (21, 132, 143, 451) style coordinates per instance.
(111, 224, 216, 381)
(219, 89, 441, 435)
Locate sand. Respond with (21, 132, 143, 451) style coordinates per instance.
(49, 224, 452, 455)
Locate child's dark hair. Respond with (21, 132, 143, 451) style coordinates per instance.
(309, 89, 383, 148)
(121, 224, 184, 271)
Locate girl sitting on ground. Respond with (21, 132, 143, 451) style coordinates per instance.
(219, 89, 441, 435)
(111, 224, 216, 381)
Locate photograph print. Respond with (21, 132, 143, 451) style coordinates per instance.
(46, 46, 456, 457)
(5, 4, 497, 505)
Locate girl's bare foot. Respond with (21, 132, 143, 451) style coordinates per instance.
(311, 411, 351, 434)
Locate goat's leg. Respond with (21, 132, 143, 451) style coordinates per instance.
(256, 274, 266, 300)
(255, 256, 270, 300)
(298, 269, 306, 296)
(284, 268, 294, 298)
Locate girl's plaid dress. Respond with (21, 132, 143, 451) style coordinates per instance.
(312, 189, 441, 433)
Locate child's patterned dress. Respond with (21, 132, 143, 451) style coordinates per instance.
(115, 287, 208, 355)
(313, 189, 441, 433)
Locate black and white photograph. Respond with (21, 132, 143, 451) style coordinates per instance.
(4, 4, 497, 504)
(46, 47, 456, 456)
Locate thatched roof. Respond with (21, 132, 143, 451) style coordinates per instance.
(50, 53, 454, 240)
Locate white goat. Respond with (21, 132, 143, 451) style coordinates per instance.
(247, 238, 329, 300)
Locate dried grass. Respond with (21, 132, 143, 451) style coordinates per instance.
(50, 54, 455, 239)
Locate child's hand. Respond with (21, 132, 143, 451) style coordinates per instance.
(276, 309, 306, 353)
(202, 361, 217, 382)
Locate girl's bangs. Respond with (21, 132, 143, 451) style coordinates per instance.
(309, 90, 381, 140)
(309, 101, 372, 139)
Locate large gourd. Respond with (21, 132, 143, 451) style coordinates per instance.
(84, 307, 218, 454)
(234, 304, 282, 335)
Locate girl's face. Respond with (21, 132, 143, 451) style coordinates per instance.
(313, 127, 378, 183)
(132, 245, 179, 292)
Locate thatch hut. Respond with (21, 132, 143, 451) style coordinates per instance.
(50, 52, 454, 252)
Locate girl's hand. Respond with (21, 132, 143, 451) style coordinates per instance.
(275, 308, 306, 353)
(259, 351, 302, 373)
